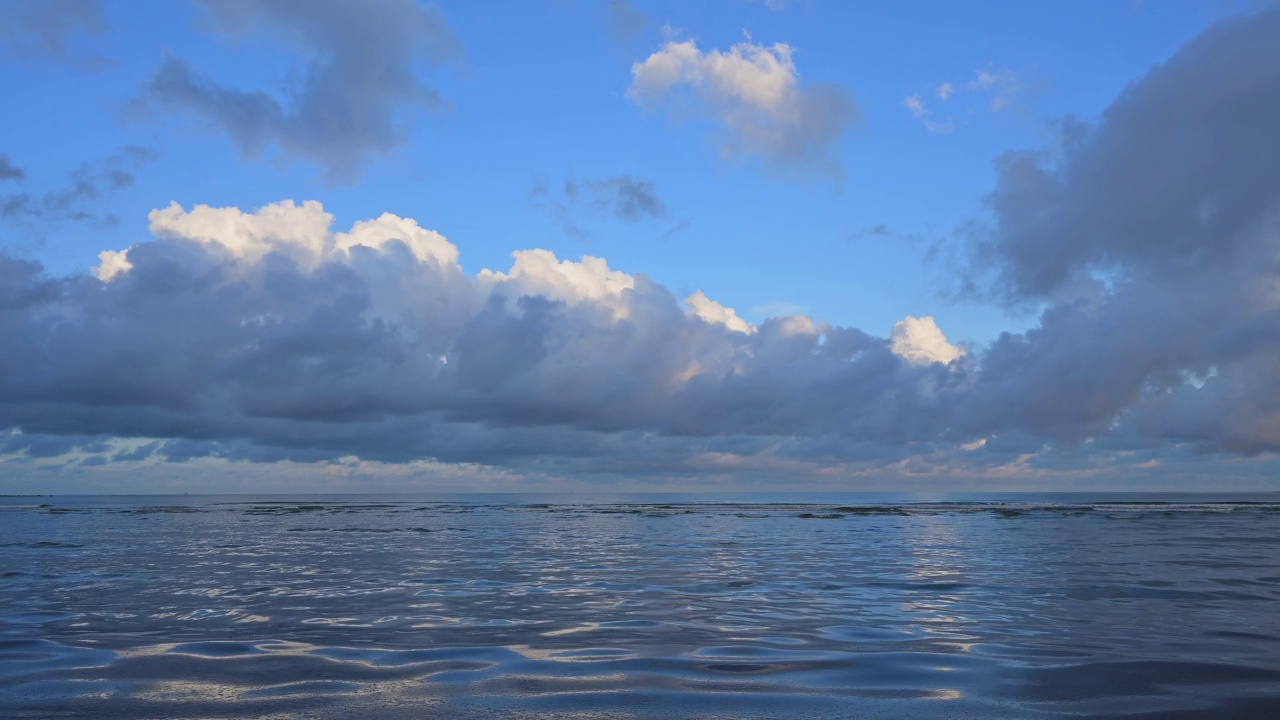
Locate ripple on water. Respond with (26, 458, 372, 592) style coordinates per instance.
(0, 638, 116, 680)
(1, 495, 1279, 718)
(0, 610, 82, 626)
(169, 641, 270, 657)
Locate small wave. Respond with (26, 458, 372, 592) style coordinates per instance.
(285, 527, 437, 534)
(832, 506, 912, 515)
(1, 540, 86, 549)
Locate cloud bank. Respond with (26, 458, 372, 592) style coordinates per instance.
(4, 5, 1280, 489)
(0, 199, 976, 480)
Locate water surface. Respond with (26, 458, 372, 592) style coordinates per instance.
(2, 493, 1279, 718)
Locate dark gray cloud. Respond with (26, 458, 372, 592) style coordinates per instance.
(0, 199, 967, 478)
(0, 155, 24, 182)
(0, 147, 156, 224)
(0, 0, 106, 59)
(971, 5, 1280, 301)
(954, 4, 1280, 454)
(142, 0, 461, 184)
(0, 431, 108, 459)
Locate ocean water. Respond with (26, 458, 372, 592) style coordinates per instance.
(1, 493, 1279, 719)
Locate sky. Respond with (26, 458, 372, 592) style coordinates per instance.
(1, 0, 1278, 493)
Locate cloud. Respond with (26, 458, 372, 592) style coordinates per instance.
(661, 218, 693, 239)
(606, 0, 651, 47)
(969, 67, 1022, 112)
(0, 155, 24, 182)
(0, 0, 106, 59)
(141, 0, 460, 184)
(890, 316, 964, 366)
(41, 147, 158, 222)
(532, 173, 669, 238)
(751, 300, 806, 318)
(903, 66, 1027, 133)
(0, 146, 157, 225)
(954, 3, 1280, 453)
(902, 93, 953, 134)
(628, 36, 858, 178)
(685, 290, 754, 334)
(0, 199, 973, 480)
(587, 175, 666, 221)
(973, 6, 1280, 301)
(848, 222, 928, 247)
(6, 6, 1280, 486)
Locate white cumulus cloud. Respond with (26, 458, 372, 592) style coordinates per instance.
(891, 315, 964, 366)
(685, 290, 755, 334)
(628, 36, 857, 178)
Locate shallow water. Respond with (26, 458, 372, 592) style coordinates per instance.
(2, 493, 1279, 719)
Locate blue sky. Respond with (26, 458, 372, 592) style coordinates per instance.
(1, 0, 1278, 492)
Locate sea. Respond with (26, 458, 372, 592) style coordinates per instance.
(1, 493, 1278, 719)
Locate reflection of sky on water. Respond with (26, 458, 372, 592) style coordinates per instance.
(1, 495, 1278, 718)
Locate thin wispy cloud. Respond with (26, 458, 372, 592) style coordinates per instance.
(606, 0, 651, 47)
(902, 92, 954, 134)
(532, 173, 670, 239)
(969, 66, 1023, 112)
(0, 0, 106, 60)
(751, 300, 807, 318)
(903, 66, 1027, 132)
(0, 146, 157, 225)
